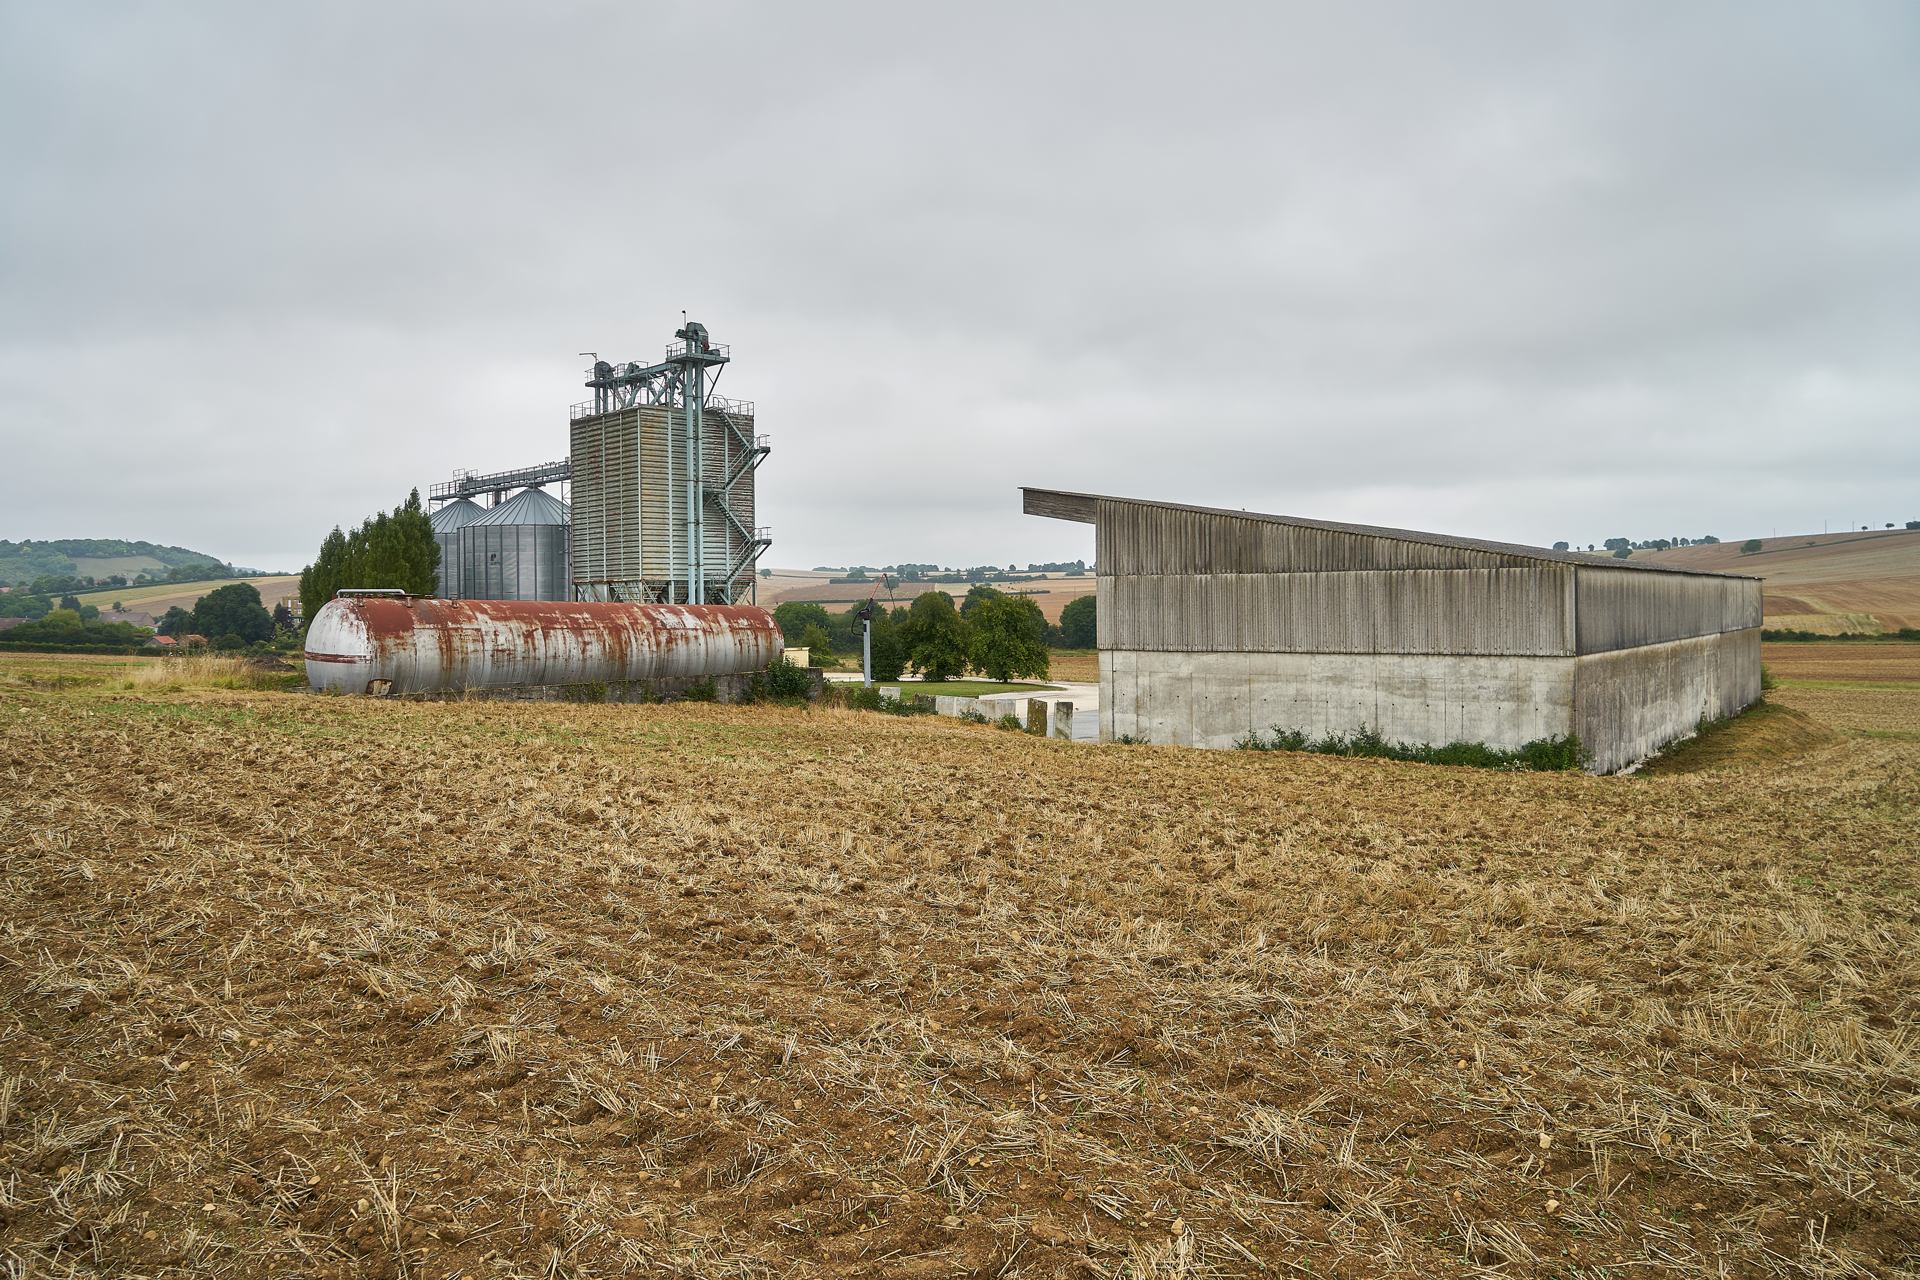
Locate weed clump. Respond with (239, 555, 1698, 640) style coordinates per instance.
(744, 661, 815, 705)
(1236, 723, 1586, 771)
(842, 686, 933, 716)
(121, 656, 292, 692)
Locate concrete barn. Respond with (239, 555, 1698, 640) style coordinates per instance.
(1023, 489, 1762, 772)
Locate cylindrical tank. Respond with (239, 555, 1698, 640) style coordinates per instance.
(459, 487, 570, 601)
(304, 594, 782, 695)
(428, 498, 485, 598)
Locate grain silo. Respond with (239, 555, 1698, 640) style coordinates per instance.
(569, 320, 770, 604)
(459, 487, 571, 601)
(1023, 488, 1762, 773)
(428, 497, 485, 597)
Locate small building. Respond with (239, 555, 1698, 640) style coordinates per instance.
(1023, 488, 1762, 772)
(98, 609, 156, 627)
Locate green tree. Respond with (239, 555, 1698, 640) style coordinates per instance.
(796, 622, 834, 657)
(772, 601, 832, 643)
(299, 527, 351, 626)
(190, 582, 274, 644)
(297, 490, 439, 630)
(966, 594, 1049, 682)
(155, 606, 191, 636)
(1057, 594, 1097, 649)
(961, 583, 1002, 616)
(1740, 539, 1764, 555)
(0, 593, 52, 621)
(868, 606, 907, 680)
(3, 613, 145, 648)
(900, 591, 969, 681)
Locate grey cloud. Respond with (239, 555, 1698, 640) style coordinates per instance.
(2, 2, 1915, 570)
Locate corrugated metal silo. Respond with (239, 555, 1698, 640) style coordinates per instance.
(459, 488, 571, 601)
(428, 498, 485, 598)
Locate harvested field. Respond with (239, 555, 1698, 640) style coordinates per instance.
(1766, 642, 1920, 687)
(1637, 529, 1920, 632)
(3, 652, 1918, 1278)
(1765, 642, 1920, 740)
(72, 574, 300, 618)
(1046, 649, 1099, 683)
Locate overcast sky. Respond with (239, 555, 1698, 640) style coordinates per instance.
(3, 2, 1916, 572)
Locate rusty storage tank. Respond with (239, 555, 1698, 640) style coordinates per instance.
(304, 592, 783, 695)
(459, 487, 570, 601)
(428, 497, 485, 597)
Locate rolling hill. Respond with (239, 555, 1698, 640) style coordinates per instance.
(1632, 527, 1920, 632)
(73, 575, 302, 617)
(0, 538, 232, 586)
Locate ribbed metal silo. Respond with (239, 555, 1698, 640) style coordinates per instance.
(428, 498, 485, 598)
(458, 487, 571, 601)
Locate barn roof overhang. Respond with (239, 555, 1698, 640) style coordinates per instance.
(1021, 487, 1761, 581)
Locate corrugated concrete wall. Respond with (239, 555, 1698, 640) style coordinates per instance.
(1573, 629, 1762, 772)
(1099, 569, 1573, 655)
(1044, 494, 1763, 769)
(1094, 499, 1540, 575)
(1102, 649, 1576, 751)
(1575, 568, 1763, 653)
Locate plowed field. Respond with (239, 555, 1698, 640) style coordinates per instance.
(2, 649, 1917, 1278)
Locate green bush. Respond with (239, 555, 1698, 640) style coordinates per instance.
(843, 685, 932, 716)
(680, 678, 718, 703)
(745, 661, 814, 704)
(1237, 723, 1586, 771)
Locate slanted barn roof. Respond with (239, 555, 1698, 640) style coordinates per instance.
(1021, 488, 1757, 581)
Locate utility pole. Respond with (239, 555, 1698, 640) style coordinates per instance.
(857, 600, 874, 688)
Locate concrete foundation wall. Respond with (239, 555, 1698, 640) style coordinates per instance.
(1102, 650, 1575, 751)
(1572, 628, 1762, 773)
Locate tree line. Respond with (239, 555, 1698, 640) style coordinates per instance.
(1, 581, 285, 651)
(772, 588, 1095, 682)
(297, 490, 438, 625)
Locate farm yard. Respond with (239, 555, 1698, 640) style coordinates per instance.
(2, 647, 1917, 1278)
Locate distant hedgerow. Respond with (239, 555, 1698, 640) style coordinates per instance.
(1761, 627, 1920, 642)
(1236, 723, 1587, 772)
